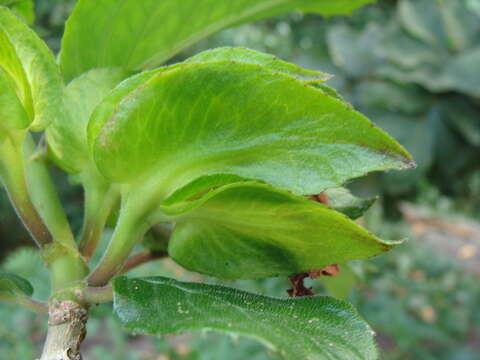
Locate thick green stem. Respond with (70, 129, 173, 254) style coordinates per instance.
(1, 133, 88, 292)
(23, 135, 78, 250)
(78, 170, 120, 260)
(0, 133, 52, 246)
(87, 206, 151, 286)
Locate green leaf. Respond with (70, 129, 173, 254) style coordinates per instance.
(46, 67, 131, 173)
(440, 47, 480, 97)
(398, 0, 445, 48)
(327, 23, 383, 77)
(89, 59, 413, 200)
(0, 66, 29, 137)
(186, 46, 331, 82)
(325, 188, 376, 220)
(164, 182, 398, 279)
(113, 276, 378, 360)
(9, 0, 35, 25)
(0, 272, 33, 299)
(60, 0, 373, 81)
(0, 7, 64, 131)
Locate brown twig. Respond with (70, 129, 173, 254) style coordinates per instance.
(287, 265, 340, 297)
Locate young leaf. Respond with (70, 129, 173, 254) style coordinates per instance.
(0, 67, 29, 136)
(60, 0, 373, 81)
(324, 188, 376, 220)
(0, 7, 64, 131)
(113, 276, 378, 360)
(89, 60, 413, 199)
(0, 272, 34, 299)
(163, 182, 398, 280)
(46, 67, 131, 173)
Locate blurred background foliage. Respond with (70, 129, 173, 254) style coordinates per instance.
(1, 0, 479, 359)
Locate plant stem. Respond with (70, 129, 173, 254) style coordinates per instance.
(83, 285, 113, 304)
(1, 296, 48, 314)
(78, 170, 120, 260)
(23, 134, 78, 250)
(87, 207, 151, 286)
(119, 250, 168, 275)
(0, 133, 52, 247)
(40, 300, 88, 360)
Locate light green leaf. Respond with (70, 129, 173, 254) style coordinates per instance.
(0, 272, 33, 299)
(325, 188, 376, 220)
(164, 182, 398, 279)
(113, 276, 378, 360)
(0, 0, 22, 5)
(0, 66, 29, 136)
(89, 60, 413, 200)
(60, 0, 373, 81)
(0, 7, 64, 131)
(46, 67, 131, 173)
(186, 46, 331, 82)
(10, 0, 35, 25)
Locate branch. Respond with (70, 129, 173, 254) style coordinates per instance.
(1, 296, 48, 314)
(83, 285, 113, 304)
(119, 250, 168, 275)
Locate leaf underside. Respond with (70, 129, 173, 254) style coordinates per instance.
(113, 276, 378, 360)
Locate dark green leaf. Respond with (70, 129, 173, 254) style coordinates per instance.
(60, 0, 373, 81)
(163, 182, 399, 279)
(113, 276, 378, 360)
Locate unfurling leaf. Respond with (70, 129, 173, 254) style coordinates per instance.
(60, 0, 374, 81)
(113, 276, 378, 360)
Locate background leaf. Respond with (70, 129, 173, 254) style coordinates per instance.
(60, 0, 373, 81)
(0, 272, 33, 299)
(113, 276, 378, 360)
